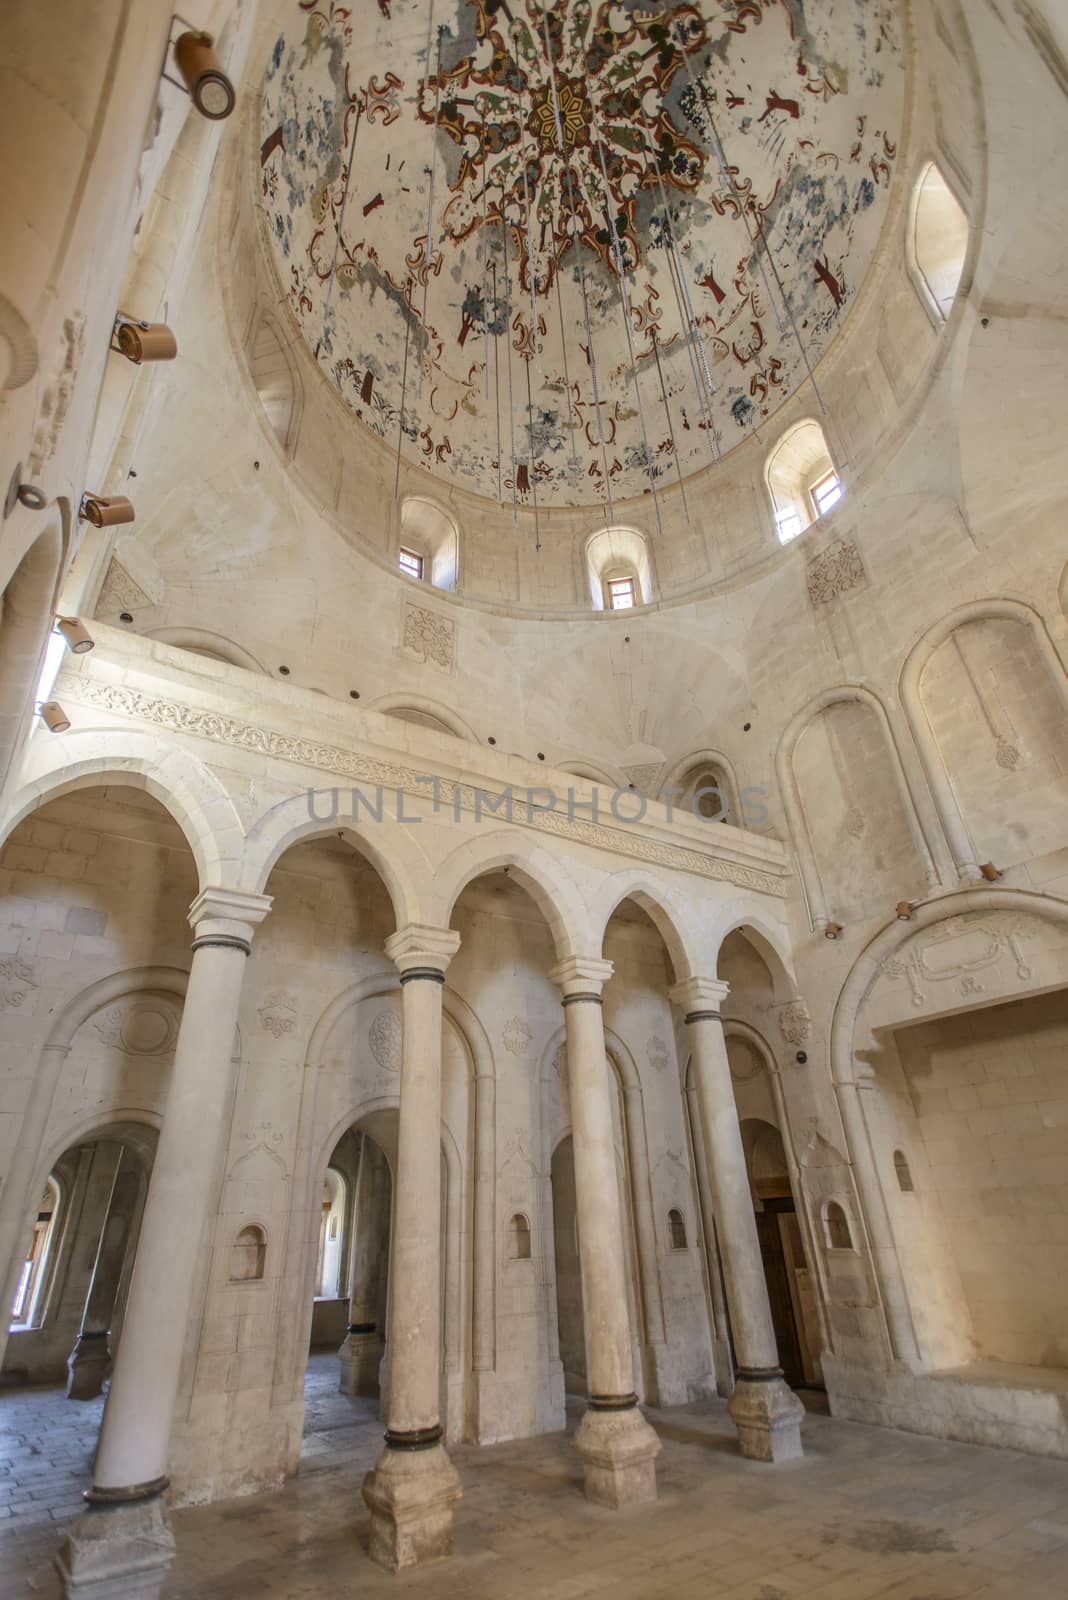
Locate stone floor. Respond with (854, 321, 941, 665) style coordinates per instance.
(3, 1355, 1068, 1598)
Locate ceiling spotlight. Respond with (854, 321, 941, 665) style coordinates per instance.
(40, 702, 71, 733)
(896, 901, 914, 921)
(980, 862, 1002, 881)
(79, 493, 135, 528)
(56, 618, 94, 654)
(112, 313, 177, 364)
(172, 30, 236, 120)
(824, 922, 844, 941)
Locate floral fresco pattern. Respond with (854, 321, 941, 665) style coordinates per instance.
(260, 0, 904, 507)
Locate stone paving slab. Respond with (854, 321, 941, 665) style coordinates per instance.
(2, 1356, 1068, 1598)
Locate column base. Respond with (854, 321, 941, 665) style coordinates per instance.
(54, 1489, 175, 1599)
(67, 1332, 112, 1402)
(338, 1326, 384, 1397)
(727, 1369, 805, 1462)
(361, 1437, 461, 1570)
(574, 1401, 661, 1508)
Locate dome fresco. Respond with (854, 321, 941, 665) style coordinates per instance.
(259, 0, 905, 510)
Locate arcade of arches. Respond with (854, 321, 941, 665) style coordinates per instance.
(3, 3, 1068, 1598)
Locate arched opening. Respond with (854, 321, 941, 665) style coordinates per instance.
(676, 760, 737, 825)
(893, 1150, 915, 1194)
(316, 1167, 348, 1301)
(247, 310, 300, 453)
(909, 162, 969, 322)
(824, 1201, 853, 1251)
(399, 496, 460, 591)
(3, 1123, 158, 1402)
(765, 419, 841, 543)
(585, 526, 655, 611)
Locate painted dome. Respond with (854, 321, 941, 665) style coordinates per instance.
(259, 0, 905, 511)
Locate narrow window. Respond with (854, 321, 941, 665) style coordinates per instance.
(825, 1201, 852, 1251)
(775, 509, 803, 544)
(607, 575, 636, 610)
(893, 1149, 915, 1193)
(398, 547, 424, 581)
(668, 1208, 687, 1250)
(508, 1213, 532, 1260)
(811, 469, 843, 518)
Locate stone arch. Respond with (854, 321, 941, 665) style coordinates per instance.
(657, 747, 743, 826)
(829, 887, 1068, 1367)
(144, 626, 268, 675)
(706, 912, 798, 1004)
(776, 684, 942, 929)
(899, 599, 1068, 879)
(589, 869, 699, 983)
(434, 830, 590, 960)
(365, 692, 477, 742)
(237, 791, 424, 928)
(557, 758, 627, 789)
(2, 729, 244, 890)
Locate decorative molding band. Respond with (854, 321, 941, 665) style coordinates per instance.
(684, 1010, 723, 1024)
(56, 676, 788, 897)
(384, 1425, 443, 1452)
(84, 1475, 169, 1508)
(398, 967, 446, 985)
(735, 1366, 785, 1384)
(588, 1392, 638, 1411)
(191, 935, 252, 956)
(561, 993, 604, 1008)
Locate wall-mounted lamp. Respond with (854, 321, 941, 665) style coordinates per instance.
(824, 922, 844, 941)
(56, 618, 95, 655)
(79, 493, 135, 528)
(164, 28, 236, 120)
(111, 313, 177, 365)
(980, 862, 1002, 882)
(40, 702, 71, 734)
(896, 901, 915, 921)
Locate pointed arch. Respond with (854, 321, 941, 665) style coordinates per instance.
(588, 867, 700, 983)
(433, 830, 590, 960)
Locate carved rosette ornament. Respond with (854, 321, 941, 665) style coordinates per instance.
(806, 539, 868, 606)
(777, 1001, 812, 1048)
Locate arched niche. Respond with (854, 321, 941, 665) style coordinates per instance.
(908, 161, 969, 322)
(765, 419, 841, 543)
(399, 496, 460, 592)
(585, 526, 655, 611)
(673, 758, 738, 825)
(246, 309, 301, 455)
(144, 627, 267, 675)
(910, 608, 1068, 872)
(230, 1224, 267, 1282)
(0, 520, 63, 795)
(779, 689, 937, 929)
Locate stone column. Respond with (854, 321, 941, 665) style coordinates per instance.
(362, 925, 462, 1570)
(338, 1136, 390, 1396)
(56, 888, 271, 1600)
(67, 1155, 141, 1401)
(549, 957, 661, 1507)
(671, 977, 804, 1463)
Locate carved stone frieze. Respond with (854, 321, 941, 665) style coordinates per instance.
(877, 913, 1035, 1010)
(92, 1001, 178, 1054)
(0, 957, 36, 1011)
(54, 676, 789, 897)
(97, 560, 157, 619)
(369, 1008, 403, 1073)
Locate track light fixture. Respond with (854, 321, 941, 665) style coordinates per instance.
(980, 862, 1002, 881)
(40, 702, 71, 733)
(896, 901, 914, 921)
(56, 618, 95, 655)
(824, 922, 844, 941)
(165, 27, 236, 121)
(79, 493, 135, 529)
(111, 313, 177, 365)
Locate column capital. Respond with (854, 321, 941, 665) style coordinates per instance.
(548, 955, 614, 1000)
(188, 888, 273, 950)
(669, 976, 730, 1017)
(385, 924, 460, 978)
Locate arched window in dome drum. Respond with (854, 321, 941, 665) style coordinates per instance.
(909, 162, 969, 322)
(766, 420, 842, 544)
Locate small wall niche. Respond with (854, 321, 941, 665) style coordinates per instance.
(668, 1207, 688, 1250)
(508, 1212, 532, 1260)
(230, 1223, 267, 1282)
(824, 1201, 853, 1251)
